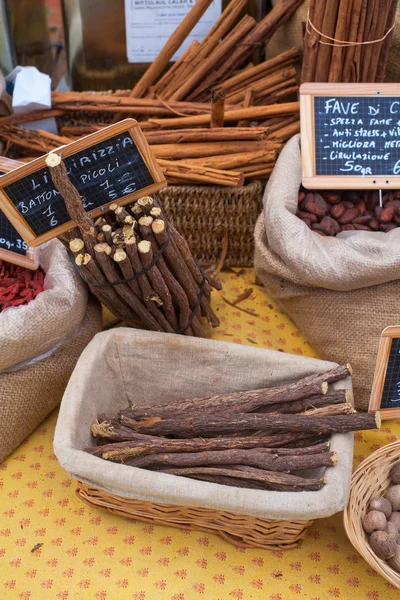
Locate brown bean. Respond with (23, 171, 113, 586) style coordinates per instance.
(298, 210, 317, 223)
(380, 222, 397, 232)
(352, 216, 371, 225)
(353, 224, 371, 231)
(341, 224, 356, 231)
(321, 192, 341, 205)
(356, 200, 366, 215)
(330, 204, 345, 219)
(367, 193, 379, 211)
(342, 201, 355, 209)
(369, 218, 379, 231)
(321, 216, 340, 235)
(302, 218, 312, 228)
(380, 207, 394, 222)
(343, 191, 360, 203)
(394, 214, 400, 225)
(338, 208, 358, 224)
(298, 191, 306, 202)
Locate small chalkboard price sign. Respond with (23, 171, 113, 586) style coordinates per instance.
(369, 327, 400, 420)
(300, 83, 400, 189)
(0, 119, 166, 247)
(0, 157, 37, 269)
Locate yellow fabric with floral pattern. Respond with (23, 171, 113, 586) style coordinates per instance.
(0, 270, 397, 600)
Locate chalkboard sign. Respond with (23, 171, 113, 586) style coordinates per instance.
(0, 119, 166, 247)
(0, 158, 37, 269)
(300, 83, 400, 189)
(369, 327, 400, 419)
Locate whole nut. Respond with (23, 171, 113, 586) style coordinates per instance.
(370, 497, 392, 519)
(338, 208, 359, 224)
(363, 510, 387, 533)
(389, 512, 400, 529)
(369, 530, 397, 560)
(391, 462, 400, 485)
(385, 485, 400, 510)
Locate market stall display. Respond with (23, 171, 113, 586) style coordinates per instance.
(54, 328, 357, 550)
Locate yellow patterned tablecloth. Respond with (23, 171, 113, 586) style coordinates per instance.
(1, 269, 399, 600)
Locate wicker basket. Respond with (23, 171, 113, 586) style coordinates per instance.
(156, 181, 263, 267)
(76, 481, 313, 550)
(344, 441, 400, 588)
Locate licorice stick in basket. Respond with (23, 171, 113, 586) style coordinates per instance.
(120, 409, 379, 438)
(87, 428, 330, 457)
(119, 364, 352, 420)
(159, 466, 326, 492)
(112, 447, 337, 472)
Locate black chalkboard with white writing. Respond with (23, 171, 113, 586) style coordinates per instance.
(0, 210, 28, 256)
(381, 338, 400, 410)
(315, 96, 400, 178)
(2, 132, 155, 237)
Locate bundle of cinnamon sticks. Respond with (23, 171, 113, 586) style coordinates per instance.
(0, 0, 303, 186)
(302, 0, 397, 83)
(86, 363, 380, 492)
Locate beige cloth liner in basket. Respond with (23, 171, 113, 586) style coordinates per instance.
(54, 328, 353, 521)
(254, 134, 400, 411)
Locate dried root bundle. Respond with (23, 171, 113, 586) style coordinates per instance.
(86, 364, 381, 492)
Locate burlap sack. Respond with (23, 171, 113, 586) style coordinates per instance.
(54, 329, 353, 521)
(0, 298, 102, 462)
(254, 134, 400, 410)
(266, 2, 400, 83)
(0, 240, 103, 462)
(0, 240, 87, 371)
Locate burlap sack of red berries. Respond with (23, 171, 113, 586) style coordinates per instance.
(0, 240, 102, 462)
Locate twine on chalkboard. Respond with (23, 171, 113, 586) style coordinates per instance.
(306, 10, 396, 47)
(69, 213, 206, 335)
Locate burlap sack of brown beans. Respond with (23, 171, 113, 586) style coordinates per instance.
(266, 2, 400, 83)
(254, 134, 400, 410)
(0, 241, 102, 462)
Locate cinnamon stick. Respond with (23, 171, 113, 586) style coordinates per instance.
(148, 101, 299, 128)
(144, 127, 270, 144)
(129, 0, 214, 98)
(210, 88, 226, 128)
